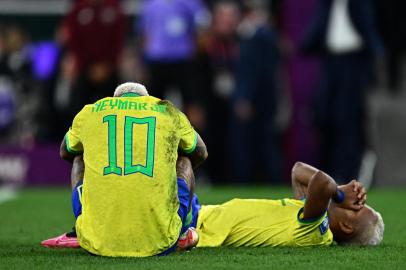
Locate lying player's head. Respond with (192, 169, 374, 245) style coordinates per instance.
(114, 82, 149, 97)
(330, 204, 384, 246)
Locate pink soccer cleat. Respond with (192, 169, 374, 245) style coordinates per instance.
(177, 227, 199, 251)
(41, 233, 80, 248)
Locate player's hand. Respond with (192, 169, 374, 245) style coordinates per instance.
(350, 179, 367, 206)
(337, 180, 366, 210)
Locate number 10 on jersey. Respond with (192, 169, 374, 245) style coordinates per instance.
(103, 115, 156, 177)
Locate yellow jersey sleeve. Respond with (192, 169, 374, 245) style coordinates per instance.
(178, 111, 198, 154)
(65, 109, 85, 154)
(294, 206, 333, 246)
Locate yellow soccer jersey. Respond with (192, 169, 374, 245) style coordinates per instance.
(65, 94, 198, 257)
(196, 198, 333, 247)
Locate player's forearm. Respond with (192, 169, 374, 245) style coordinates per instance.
(176, 156, 196, 212)
(302, 170, 342, 219)
(307, 171, 340, 200)
(176, 156, 195, 189)
(71, 155, 84, 190)
(291, 162, 341, 200)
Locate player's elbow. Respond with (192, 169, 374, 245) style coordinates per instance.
(60, 145, 74, 163)
(293, 161, 305, 170)
(60, 148, 69, 160)
(196, 147, 208, 164)
(189, 146, 208, 169)
(201, 147, 208, 161)
(292, 161, 305, 178)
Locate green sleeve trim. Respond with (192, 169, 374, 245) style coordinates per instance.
(281, 199, 286, 206)
(297, 208, 326, 225)
(184, 208, 193, 227)
(181, 132, 198, 154)
(121, 92, 141, 97)
(65, 133, 83, 155)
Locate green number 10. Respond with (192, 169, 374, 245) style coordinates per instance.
(103, 115, 156, 177)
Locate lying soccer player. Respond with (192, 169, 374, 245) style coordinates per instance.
(195, 162, 384, 247)
(43, 159, 384, 248)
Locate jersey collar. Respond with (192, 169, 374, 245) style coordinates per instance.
(120, 93, 141, 97)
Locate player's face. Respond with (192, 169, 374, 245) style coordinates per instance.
(347, 205, 378, 228)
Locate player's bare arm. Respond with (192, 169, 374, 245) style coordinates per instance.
(183, 133, 208, 169)
(176, 156, 195, 190)
(291, 162, 318, 199)
(292, 162, 367, 206)
(71, 155, 84, 190)
(176, 156, 196, 212)
(60, 136, 77, 163)
(292, 162, 367, 220)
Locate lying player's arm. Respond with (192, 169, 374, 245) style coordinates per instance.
(303, 170, 366, 220)
(291, 162, 319, 199)
(60, 136, 77, 163)
(183, 133, 208, 169)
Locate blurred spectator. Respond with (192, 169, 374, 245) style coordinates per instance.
(376, 0, 406, 93)
(200, 0, 241, 183)
(229, 0, 281, 183)
(0, 24, 38, 146)
(302, 0, 383, 183)
(61, 0, 127, 113)
(137, 0, 210, 130)
(46, 51, 77, 140)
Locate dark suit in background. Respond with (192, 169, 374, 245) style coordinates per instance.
(302, 0, 383, 183)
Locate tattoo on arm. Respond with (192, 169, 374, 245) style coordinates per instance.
(71, 155, 84, 190)
(176, 156, 196, 212)
(176, 156, 195, 189)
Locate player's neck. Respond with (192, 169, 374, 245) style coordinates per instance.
(327, 204, 341, 233)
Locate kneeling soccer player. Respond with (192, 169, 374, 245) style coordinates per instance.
(42, 155, 201, 253)
(42, 82, 208, 257)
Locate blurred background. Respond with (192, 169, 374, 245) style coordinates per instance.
(0, 0, 405, 189)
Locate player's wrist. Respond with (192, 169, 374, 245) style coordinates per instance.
(332, 188, 345, 204)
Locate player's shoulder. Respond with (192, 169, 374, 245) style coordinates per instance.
(283, 198, 305, 207)
(154, 99, 183, 116)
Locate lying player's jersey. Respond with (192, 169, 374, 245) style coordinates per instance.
(65, 93, 197, 257)
(196, 198, 333, 247)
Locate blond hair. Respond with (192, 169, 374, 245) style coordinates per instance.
(349, 210, 385, 246)
(113, 82, 148, 97)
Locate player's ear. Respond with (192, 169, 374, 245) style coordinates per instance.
(338, 221, 354, 235)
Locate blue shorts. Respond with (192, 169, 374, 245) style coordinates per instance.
(71, 178, 200, 255)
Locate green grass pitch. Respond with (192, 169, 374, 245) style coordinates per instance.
(1, 186, 405, 269)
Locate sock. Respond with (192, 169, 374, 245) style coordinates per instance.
(66, 227, 77, 237)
